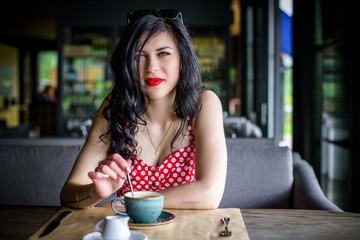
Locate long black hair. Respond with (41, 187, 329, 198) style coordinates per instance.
(101, 13, 203, 161)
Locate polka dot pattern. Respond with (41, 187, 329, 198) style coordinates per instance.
(117, 122, 196, 196)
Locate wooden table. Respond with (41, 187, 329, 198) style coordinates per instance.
(1, 206, 360, 239)
(241, 209, 360, 240)
(0, 205, 59, 239)
(27, 207, 248, 240)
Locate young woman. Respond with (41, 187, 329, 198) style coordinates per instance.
(60, 9, 227, 210)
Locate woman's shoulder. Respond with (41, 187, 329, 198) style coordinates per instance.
(192, 89, 223, 124)
(199, 89, 222, 105)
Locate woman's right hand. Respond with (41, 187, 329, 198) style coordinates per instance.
(88, 153, 132, 199)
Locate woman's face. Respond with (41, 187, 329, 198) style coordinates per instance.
(137, 31, 181, 100)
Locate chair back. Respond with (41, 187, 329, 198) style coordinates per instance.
(220, 139, 293, 208)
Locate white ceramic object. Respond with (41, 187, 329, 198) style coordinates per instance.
(83, 231, 148, 240)
(94, 215, 131, 240)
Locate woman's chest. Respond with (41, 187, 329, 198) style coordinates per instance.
(135, 122, 194, 166)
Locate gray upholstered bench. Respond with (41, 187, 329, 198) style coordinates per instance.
(220, 139, 341, 211)
(0, 137, 342, 212)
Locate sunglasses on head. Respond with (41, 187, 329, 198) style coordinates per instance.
(127, 9, 183, 25)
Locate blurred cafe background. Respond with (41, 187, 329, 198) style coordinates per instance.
(0, 0, 358, 212)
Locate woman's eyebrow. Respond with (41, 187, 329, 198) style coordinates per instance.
(156, 46, 173, 51)
(137, 46, 173, 53)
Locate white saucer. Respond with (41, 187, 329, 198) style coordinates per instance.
(83, 230, 148, 240)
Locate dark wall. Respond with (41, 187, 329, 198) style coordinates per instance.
(57, 0, 233, 28)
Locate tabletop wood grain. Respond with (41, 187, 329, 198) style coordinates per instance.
(241, 209, 360, 240)
(28, 207, 249, 240)
(0, 205, 59, 239)
(1, 206, 360, 240)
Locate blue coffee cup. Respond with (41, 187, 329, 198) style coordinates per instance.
(111, 191, 164, 224)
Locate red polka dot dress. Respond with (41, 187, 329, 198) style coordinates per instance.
(117, 122, 196, 196)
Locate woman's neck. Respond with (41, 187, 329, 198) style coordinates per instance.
(145, 94, 176, 124)
(144, 106, 175, 125)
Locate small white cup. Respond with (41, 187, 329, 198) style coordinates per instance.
(95, 215, 131, 240)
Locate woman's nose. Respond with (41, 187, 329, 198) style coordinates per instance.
(145, 57, 158, 72)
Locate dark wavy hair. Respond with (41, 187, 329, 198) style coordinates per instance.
(101, 13, 203, 161)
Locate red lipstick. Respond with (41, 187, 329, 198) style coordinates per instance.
(145, 78, 164, 86)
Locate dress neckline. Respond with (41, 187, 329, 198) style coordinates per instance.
(133, 144, 193, 167)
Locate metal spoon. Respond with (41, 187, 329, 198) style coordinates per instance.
(126, 167, 134, 197)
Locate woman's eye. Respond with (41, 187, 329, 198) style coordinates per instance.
(136, 54, 146, 60)
(158, 52, 170, 57)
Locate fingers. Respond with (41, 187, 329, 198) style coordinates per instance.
(87, 172, 120, 199)
(100, 162, 127, 180)
(95, 153, 132, 180)
(95, 164, 106, 173)
(93, 164, 109, 178)
(111, 153, 132, 170)
(88, 171, 109, 179)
